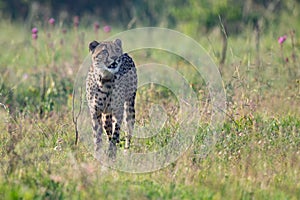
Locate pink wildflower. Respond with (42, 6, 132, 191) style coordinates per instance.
(31, 27, 38, 34)
(278, 35, 287, 44)
(73, 16, 79, 27)
(31, 28, 38, 40)
(22, 73, 29, 80)
(32, 33, 38, 40)
(48, 18, 55, 25)
(103, 25, 111, 33)
(94, 22, 100, 31)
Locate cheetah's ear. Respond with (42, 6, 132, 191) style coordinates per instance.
(114, 39, 122, 48)
(89, 41, 99, 53)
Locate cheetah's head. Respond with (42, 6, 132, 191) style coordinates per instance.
(89, 39, 123, 77)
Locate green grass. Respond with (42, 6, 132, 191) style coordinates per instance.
(0, 18, 300, 199)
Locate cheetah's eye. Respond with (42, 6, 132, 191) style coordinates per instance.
(115, 48, 121, 53)
(101, 50, 108, 55)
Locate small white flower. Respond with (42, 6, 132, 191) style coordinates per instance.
(54, 145, 62, 151)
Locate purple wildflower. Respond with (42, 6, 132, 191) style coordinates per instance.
(32, 33, 38, 40)
(94, 22, 100, 31)
(73, 16, 79, 28)
(32, 27, 38, 34)
(48, 18, 55, 25)
(278, 35, 287, 44)
(103, 25, 111, 33)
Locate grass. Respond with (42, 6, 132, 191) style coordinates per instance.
(0, 18, 300, 199)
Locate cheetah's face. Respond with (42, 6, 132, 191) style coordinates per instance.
(89, 39, 123, 77)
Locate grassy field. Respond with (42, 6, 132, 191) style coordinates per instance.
(0, 18, 300, 200)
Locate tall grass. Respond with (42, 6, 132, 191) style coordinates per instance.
(0, 18, 299, 199)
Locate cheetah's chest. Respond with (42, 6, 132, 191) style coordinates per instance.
(92, 78, 115, 113)
(86, 53, 137, 114)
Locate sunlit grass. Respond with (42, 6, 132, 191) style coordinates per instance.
(0, 18, 299, 199)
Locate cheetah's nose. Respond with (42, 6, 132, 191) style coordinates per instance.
(110, 56, 118, 60)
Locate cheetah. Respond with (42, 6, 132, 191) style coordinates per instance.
(86, 39, 137, 158)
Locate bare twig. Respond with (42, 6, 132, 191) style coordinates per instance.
(218, 15, 228, 69)
(72, 86, 83, 145)
(34, 118, 50, 139)
(0, 102, 7, 110)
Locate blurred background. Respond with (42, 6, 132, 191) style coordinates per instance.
(1, 0, 300, 35)
(1, 0, 300, 66)
(1, 1, 300, 199)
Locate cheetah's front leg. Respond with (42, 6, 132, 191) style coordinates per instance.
(103, 113, 115, 158)
(91, 111, 103, 158)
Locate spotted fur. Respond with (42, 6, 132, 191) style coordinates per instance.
(86, 39, 137, 158)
